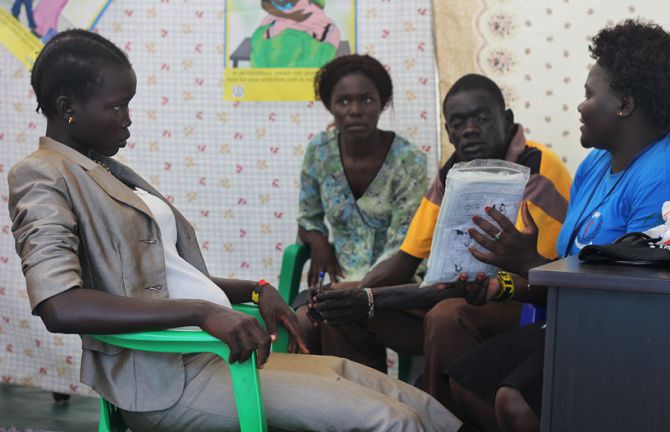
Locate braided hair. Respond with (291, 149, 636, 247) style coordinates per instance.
(31, 29, 130, 117)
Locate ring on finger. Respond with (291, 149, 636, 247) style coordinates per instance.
(493, 230, 503, 241)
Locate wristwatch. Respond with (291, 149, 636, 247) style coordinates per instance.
(251, 279, 270, 304)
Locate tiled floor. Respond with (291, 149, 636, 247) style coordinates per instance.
(0, 384, 98, 432)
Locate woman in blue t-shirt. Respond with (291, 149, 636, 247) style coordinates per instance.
(447, 20, 670, 432)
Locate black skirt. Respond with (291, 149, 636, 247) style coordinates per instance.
(448, 321, 546, 416)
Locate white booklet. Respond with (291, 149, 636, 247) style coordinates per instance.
(422, 159, 530, 285)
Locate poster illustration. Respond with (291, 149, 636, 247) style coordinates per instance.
(224, 0, 357, 101)
(0, 0, 112, 68)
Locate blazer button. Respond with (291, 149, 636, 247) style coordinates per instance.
(145, 284, 162, 291)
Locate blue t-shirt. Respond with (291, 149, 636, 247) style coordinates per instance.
(556, 133, 670, 257)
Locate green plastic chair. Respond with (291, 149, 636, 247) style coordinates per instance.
(93, 303, 289, 432)
(276, 243, 414, 382)
(277, 243, 311, 305)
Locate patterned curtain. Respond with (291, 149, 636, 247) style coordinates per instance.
(432, 0, 670, 172)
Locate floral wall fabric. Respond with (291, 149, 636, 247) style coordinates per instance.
(434, 0, 670, 171)
(0, 1, 439, 394)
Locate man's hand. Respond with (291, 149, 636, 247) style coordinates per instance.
(306, 236, 343, 289)
(313, 287, 369, 326)
(468, 202, 547, 278)
(257, 284, 309, 354)
(199, 306, 273, 368)
(452, 272, 500, 306)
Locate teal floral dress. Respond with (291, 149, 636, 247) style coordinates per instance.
(297, 130, 428, 281)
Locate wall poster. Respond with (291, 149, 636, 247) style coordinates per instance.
(223, 0, 357, 101)
(0, 0, 112, 68)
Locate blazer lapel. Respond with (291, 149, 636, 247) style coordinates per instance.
(87, 166, 154, 220)
(110, 162, 196, 239)
(104, 158, 208, 275)
(38, 137, 154, 219)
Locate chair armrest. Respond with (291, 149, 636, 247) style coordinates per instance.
(92, 330, 232, 358)
(232, 303, 289, 353)
(90, 303, 289, 355)
(90, 330, 267, 431)
(92, 329, 219, 343)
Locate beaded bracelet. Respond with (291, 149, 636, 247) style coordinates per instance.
(363, 288, 375, 319)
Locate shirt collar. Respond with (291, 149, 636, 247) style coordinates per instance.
(503, 124, 527, 162)
(38, 136, 128, 174)
(38, 136, 99, 171)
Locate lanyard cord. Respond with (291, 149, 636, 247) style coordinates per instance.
(562, 143, 658, 257)
(562, 168, 625, 257)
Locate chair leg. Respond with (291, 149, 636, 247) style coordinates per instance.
(226, 351, 268, 432)
(99, 397, 129, 432)
(398, 354, 413, 382)
(52, 391, 70, 402)
(99, 397, 113, 432)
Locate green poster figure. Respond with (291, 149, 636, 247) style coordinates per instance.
(251, 0, 341, 68)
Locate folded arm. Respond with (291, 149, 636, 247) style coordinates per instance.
(314, 282, 461, 326)
(35, 287, 274, 366)
(359, 250, 423, 288)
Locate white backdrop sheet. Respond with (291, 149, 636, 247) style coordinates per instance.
(0, 0, 439, 394)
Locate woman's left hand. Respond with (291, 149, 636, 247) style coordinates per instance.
(468, 202, 545, 278)
(313, 287, 369, 326)
(257, 284, 309, 354)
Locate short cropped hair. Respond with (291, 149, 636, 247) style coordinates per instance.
(314, 54, 393, 110)
(443, 74, 506, 113)
(31, 29, 131, 117)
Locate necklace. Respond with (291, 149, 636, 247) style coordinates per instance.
(91, 158, 133, 188)
(562, 143, 655, 257)
(562, 168, 624, 257)
(93, 159, 112, 173)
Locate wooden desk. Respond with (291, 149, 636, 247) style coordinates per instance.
(529, 256, 670, 432)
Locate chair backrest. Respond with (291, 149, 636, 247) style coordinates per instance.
(277, 243, 311, 304)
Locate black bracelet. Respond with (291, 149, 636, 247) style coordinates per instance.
(493, 271, 515, 301)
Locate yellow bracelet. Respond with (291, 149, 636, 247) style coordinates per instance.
(493, 271, 515, 300)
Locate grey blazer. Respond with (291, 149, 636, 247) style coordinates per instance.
(8, 137, 208, 411)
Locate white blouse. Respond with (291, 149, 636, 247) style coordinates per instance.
(133, 188, 232, 309)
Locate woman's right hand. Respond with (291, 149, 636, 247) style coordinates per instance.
(198, 304, 272, 369)
(468, 202, 547, 279)
(307, 235, 343, 289)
